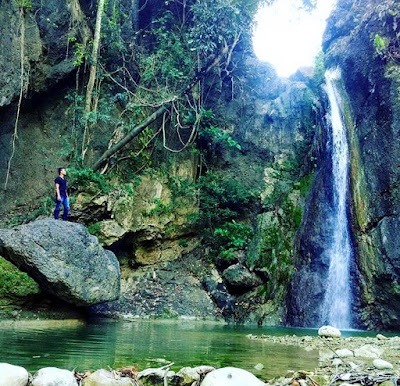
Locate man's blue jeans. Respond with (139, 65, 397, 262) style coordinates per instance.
(54, 196, 69, 221)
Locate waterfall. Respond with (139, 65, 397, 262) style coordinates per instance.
(321, 68, 353, 329)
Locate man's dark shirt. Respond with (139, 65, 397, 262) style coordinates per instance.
(55, 176, 67, 197)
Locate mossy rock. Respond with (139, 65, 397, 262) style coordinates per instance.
(0, 256, 40, 306)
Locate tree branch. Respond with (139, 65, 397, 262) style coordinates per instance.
(92, 103, 171, 171)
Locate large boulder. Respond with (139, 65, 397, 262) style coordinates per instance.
(201, 367, 264, 386)
(0, 219, 120, 306)
(0, 363, 29, 386)
(32, 367, 77, 386)
(222, 264, 263, 291)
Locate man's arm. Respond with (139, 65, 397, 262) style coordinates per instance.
(55, 183, 61, 201)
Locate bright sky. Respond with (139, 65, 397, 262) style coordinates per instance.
(253, 0, 336, 77)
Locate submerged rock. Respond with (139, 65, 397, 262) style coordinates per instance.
(82, 369, 133, 386)
(318, 326, 341, 338)
(0, 363, 29, 386)
(32, 367, 77, 386)
(201, 367, 264, 386)
(0, 219, 121, 306)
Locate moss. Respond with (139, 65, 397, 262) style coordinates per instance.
(0, 257, 40, 305)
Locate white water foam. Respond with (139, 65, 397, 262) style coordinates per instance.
(321, 68, 353, 329)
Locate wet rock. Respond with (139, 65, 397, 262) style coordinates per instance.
(201, 367, 264, 386)
(335, 349, 353, 358)
(372, 359, 393, 370)
(376, 334, 389, 341)
(0, 363, 29, 386)
(176, 367, 200, 385)
(318, 326, 341, 338)
(354, 345, 383, 358)
(82, 369, 133, 386)
(0, 219, 121, 306)
(222, 264, 263, 291)
(32, 367, 77, 386)
(137, 366, 176, 385)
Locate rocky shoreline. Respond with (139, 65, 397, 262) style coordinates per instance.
(249, 326, 400, 386)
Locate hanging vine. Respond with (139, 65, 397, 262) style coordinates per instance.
(4, 0, 30, 191)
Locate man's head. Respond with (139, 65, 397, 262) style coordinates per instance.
(58, 167, 67, 176)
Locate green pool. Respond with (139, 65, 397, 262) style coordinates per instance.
(0, 318, 322, 380)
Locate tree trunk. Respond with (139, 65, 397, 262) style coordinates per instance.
(92, 104, 169, 171)
(82, 0, 106, 158)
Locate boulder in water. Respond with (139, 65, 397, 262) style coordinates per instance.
(318, 325, 341, 338)
(32, 367, 77, 386)
(82, 369, 133, 385)
(200, 367, 264, 386)
(0, 363, 29, 386)
(0, 219, 120, 306)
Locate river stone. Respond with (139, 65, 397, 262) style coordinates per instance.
(222, 264, 263, 290)
(176, 367, 200, 385)
(32, 367, 77, 386)
(373, 359, 393, 370)
(318, 326, 341, 338)
(0, 363, 29, 386)
(335, 349, 354, 358)
(82, 369, 134, 385)
(376, 334, 389, 340)
(0, 219, 121, 306)
(200, 367, 264, 386)
(354, 345, 383, 358)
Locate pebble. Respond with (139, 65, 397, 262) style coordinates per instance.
(335, 349, 354, 358)
(254, 363, 264, 371)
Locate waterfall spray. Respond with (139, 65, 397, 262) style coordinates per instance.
(321, 68, 353, 329)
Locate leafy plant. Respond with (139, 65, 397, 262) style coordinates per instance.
(67, 167, 110, 194)
(214, 220, 253, 260)
(373, 34, 390, 56)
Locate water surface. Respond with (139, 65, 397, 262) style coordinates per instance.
(0, 319, 322, 379)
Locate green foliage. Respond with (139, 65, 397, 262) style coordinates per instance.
(190, 0, 257, 57)
(88, 222, 101, 236)
(143, 198, 173, 217)
(310, 51, 326, 90)
(196, 171, 258, 230)
(214, 221, 253, 260)
(67, 167, 110, 194)
(68, 36, 88, 67)
(199, 125, 242, 150)
(373, 34, 390, 56)
(0, 257, 40, 301)
(15, 0, 32, 10)
(7, 197, 54, 227)
(140, 12, 195, 88)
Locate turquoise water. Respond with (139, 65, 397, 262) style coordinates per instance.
(0, 318, 385, 379)
(0, 319, 323, 379)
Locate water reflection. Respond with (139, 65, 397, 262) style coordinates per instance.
(0, 319, 321, 379)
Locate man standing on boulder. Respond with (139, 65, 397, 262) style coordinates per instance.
(54, 167, 69, 221)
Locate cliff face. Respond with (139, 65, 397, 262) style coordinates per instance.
(324, 0, 400, 330)
(0, 0, 319, 321)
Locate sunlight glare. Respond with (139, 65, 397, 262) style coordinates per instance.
(253, 0, 336, 77)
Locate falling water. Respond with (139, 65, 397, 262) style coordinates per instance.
(321, 68, 353, 329)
